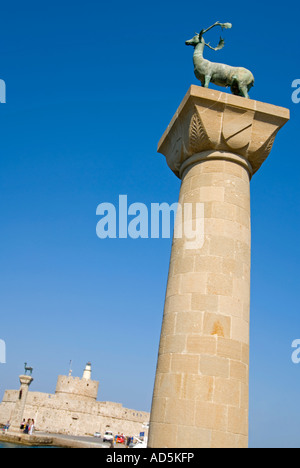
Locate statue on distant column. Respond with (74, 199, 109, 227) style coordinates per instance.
(185, 22, 254, 98)
(24, 362, 33, 376)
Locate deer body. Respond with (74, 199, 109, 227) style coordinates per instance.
(186, 23, 254, 98)
(24, 362, 33, 375)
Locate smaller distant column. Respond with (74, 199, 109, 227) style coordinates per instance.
(9, 375, 33, 432)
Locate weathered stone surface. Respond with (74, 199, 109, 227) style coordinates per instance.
(148, 86, 289, 448)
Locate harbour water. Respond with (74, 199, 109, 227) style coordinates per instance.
(0, 442, 58, 448)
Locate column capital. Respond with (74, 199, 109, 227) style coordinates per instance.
(158, 85, 290, 179)
(19, 374, 34, 386)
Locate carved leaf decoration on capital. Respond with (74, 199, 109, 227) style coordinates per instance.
(189, 112, 211, 155)
(250, 132, 277, 174)
(166, 119, 187, 175)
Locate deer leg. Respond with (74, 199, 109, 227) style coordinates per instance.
(239, 84, 249, 99)
(230, 78, 240, 96)
(204, 75, 211, 88)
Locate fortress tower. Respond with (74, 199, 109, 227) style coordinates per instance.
(55, 362, 99, 401)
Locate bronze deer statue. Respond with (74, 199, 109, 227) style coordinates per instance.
(185, 22, 254, 98)
(24, 362, 33, 376)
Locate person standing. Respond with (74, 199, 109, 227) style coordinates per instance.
(29, 419, 35, 435)
(23, 419, 31, 434)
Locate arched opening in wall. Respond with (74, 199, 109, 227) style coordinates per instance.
(19, 390, 22, 400)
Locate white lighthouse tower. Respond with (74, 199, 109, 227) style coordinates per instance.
(82, 362, 92, 380)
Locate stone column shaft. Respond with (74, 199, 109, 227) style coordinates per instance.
(9, 375, 33, 431)
(148, 86, 289, 448)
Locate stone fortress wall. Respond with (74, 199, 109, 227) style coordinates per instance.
(55, 375, 99, 401)
(0, 363, 149, 437)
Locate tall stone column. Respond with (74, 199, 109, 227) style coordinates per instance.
(148, 86, 289, 448)
(9, 375, 33, 432)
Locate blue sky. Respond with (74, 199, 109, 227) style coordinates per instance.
(0, 0, 299, 448)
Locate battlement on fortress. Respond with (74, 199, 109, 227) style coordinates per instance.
(55, 375, 99, 401)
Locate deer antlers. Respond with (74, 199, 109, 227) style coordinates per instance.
(201, 21, 232, 36)
(200, 22, 232, 52)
